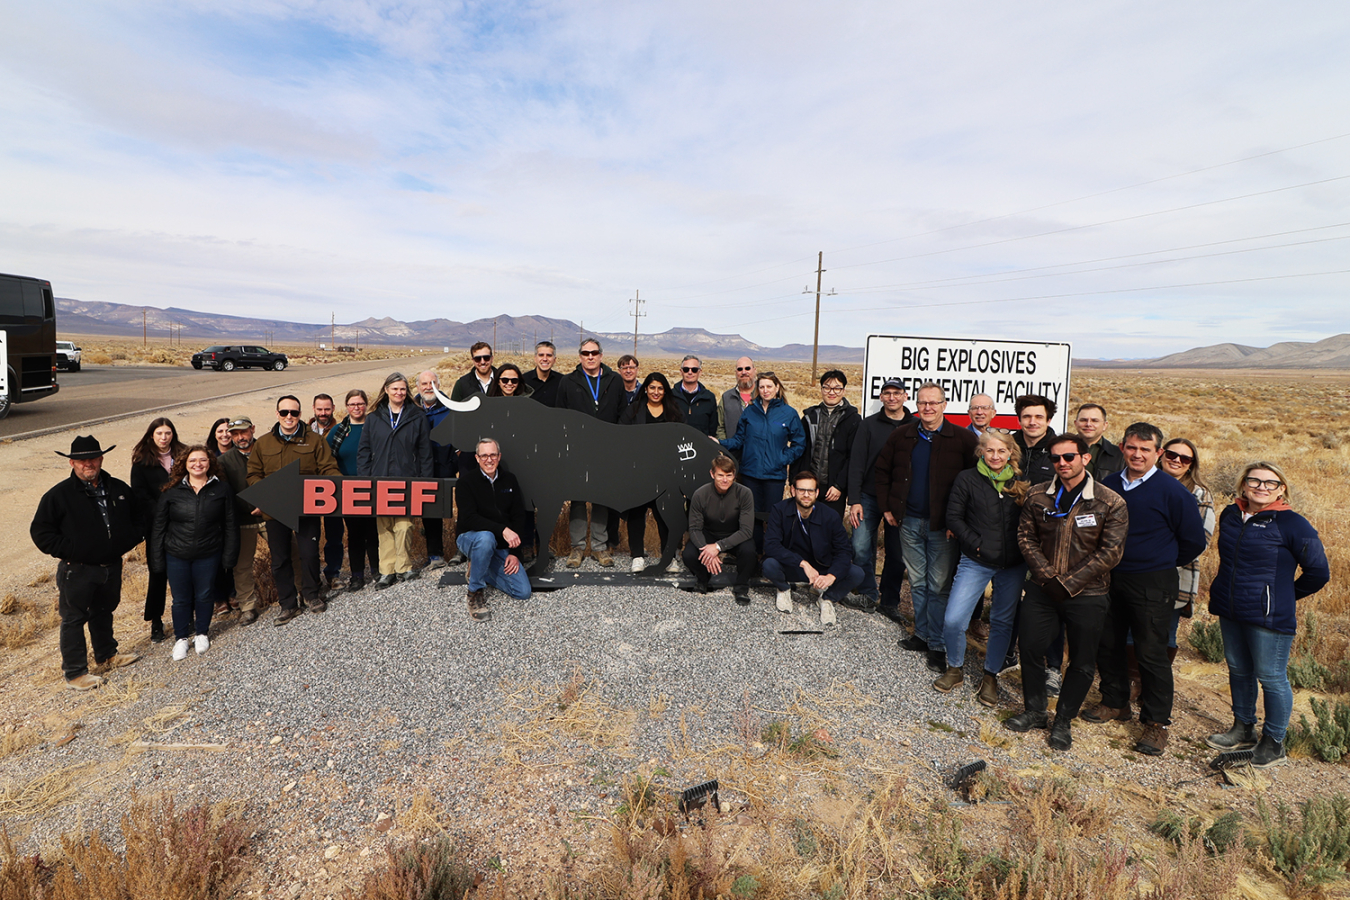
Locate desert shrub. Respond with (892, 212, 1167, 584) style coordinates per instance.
(1286, 697, 1350, 763)
(1187, 618, 1225, 663)
(1288, 653, 1331, 691)
(1258, 794, 1350, 891)
(346, 835, 476, 900)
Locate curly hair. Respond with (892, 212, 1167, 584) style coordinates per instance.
(161, 444, 220, 491)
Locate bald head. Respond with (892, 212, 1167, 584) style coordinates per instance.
(417, 370, 440, 404)
(968, 393, 995, 429)
(735, 356, 756, 391)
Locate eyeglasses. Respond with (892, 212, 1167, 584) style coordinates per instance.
(986, 427, 1013, 435)
(795, 486, 818, 494)
(580, 350, 601, 357)
(473, 355, 492, 363)
(1163, 449, 1194, 465)
(822, 385, 844, 393)
(477, 453, 500, 460)
(916, 401, 944, 408)
(278, 409, 301, 417)
(1244, 477, 1282, 491)
(1048, 452, 1079, 462)
(969, 405, 994, 412)
(681, 366, 700, 373)
(499, 377, 519, 384)
(346, 401, 366, 408)
(735, 366, 753, 372)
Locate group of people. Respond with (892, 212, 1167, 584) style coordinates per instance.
(29, 340, 1330, 773)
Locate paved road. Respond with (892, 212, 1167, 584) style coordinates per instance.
(0, 357, 434, 441)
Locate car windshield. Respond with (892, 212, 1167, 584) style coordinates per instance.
(202, 346, 227, 353)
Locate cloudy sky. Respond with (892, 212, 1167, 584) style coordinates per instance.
(2, 1, 1348, 357)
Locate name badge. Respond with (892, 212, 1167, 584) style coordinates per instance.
(1074, 514, 1097, 527)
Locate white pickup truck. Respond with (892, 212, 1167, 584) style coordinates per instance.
(56, 340, 82, 371)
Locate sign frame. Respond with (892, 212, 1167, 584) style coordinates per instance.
(861, 334, 1073, 433)
(0, 330, 7, 398)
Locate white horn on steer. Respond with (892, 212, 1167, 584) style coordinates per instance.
(445, 394, 481, 412)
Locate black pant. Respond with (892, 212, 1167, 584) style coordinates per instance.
(1098, 568, 1177, 725)
(58, 560, 122, 680)
(266, 517, 322, 609)
(682, 537, 756, 587)
(423, 517, 445, 558)
(345, 517, 380, 577)
(1018, 581, 1108, 720)
(626, 503, 671, 559)
(142, 566, 167, 622)
(322, 515, 345, 578)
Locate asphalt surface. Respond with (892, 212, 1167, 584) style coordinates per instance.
(0, 357, 433, 441)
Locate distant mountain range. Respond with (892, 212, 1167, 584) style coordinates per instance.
(1076, 333, 1350, 369)
(55, 298, 865, 363)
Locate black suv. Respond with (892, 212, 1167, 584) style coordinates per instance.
(192, 345, 288, 371)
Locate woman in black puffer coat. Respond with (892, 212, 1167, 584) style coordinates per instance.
(151, 446, 238, 660)
(937, 430, 1030, 705)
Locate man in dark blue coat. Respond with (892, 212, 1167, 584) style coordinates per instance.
(1084, 422, 1206, 757)
(763, 470, 864, 627)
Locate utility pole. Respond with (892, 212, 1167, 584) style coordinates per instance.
(143, 309, 147, 347)
(803, 251, 836, 384)
(629, 290, 645, 356)
(331, 312, 335, 351)
(493, 317, 498, 349)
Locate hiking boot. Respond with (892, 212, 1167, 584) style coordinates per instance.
(467, 589, 491, 622)
(566, 549, 584, 569)
(375, 574, 398, 590)
(1134, 721, 1169, 756)
(1004, 709, 1049, 732)
(1251, 733, 1287, 768)
(1048, 715, 1073, 751)
(933, 666, 964, 693)
(425, 555, 447, 571)
(878, 605, 906, 625)
(307, 598, 328, 613)
(838, 593, 876, 613)
(150, 618, 166, 643)
(239, 609, 259, 626)
(1082, 703, 1132, 724)
(976, 673, 1000, 708)
(347, 574, 365, 592)
(732, 586, 750, 605)
(398, 569, 420, 582)
(926, 650, 947, 674)
(819, 600, 837, 626)
(595, 549, 614, 568)
(274, 607, 303, 626)
(66, 673, 104, 691)
(775, 589, 793, 613)
(1205, 719, 1258, 751)
(92, 653, 139, 674)
(898, 634, 929, 653)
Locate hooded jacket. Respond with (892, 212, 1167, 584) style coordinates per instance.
(1207, 501, 1329, 634)
(720, 396, 805, 481)
(357, 401, 433, 479)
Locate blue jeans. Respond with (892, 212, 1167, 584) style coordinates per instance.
(741, 476, 784, 554)
(762, 557, 865, 601)
(943, 558, 1027, 670)
(851, 493, 903, 604)
(1220, 617, 1295, 742)
(457, 532, 532, 599)
(900, 516, 959, 645)
(166, 553, 221, 641)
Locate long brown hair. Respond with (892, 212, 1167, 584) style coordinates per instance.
(371, 372, 410, 411)
(132, 417, 186, 466)
(1162, 438, 1208, 493)
(977, 430, 1029, 504)
(162, 445, 220, 491)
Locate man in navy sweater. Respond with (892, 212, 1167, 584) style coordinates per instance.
(1084, 422, 1206, 756)
(764, 470, 864, 626)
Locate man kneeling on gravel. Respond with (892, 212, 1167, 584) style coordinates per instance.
(455, 438, 532, 621)
(763, 469, 864, 626)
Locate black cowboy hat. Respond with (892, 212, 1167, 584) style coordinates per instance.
(55, 435, 115, 459)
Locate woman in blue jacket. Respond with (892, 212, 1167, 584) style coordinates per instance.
(720, 371, 805, 552)
(1205, 461, 1329, 768)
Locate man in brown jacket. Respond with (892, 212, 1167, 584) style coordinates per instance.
(247, 395, 341, 625)
(1006, 432, 1128, 751)
(874, 382, 979, 673)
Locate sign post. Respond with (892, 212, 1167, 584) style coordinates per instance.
(861, 335, 1073, 433)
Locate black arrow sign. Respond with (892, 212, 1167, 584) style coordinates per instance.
(238, 461, 457, 531)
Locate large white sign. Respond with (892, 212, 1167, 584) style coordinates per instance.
(861, 334, 1073, 433)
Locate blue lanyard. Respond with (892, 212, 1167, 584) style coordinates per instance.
(584, 372, 601, 407)
(388, 406, 403, 431)
(917, 426, 935, 443)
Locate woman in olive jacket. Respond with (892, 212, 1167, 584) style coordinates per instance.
(150, 446, 238, 659)
(938, 430, 1029, 705)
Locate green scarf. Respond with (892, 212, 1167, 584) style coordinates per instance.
(978, 459, 1015, 493)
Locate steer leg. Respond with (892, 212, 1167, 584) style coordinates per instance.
(530, 496, 563, 576)
(653, 490, 687, 574)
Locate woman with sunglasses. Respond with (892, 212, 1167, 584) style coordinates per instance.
(720, 371, 805, 553)
(486, 363, 534, 399)
(619, 372, 684, 570)
(1205, 462, 1328, 767)
(1156, 439, 1216, 655)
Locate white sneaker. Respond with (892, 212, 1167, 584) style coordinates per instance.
(172, 639, 190, 661)
(819, 600, 837, 626)
(665, 559, 682, 574)
(194, 634, 210, 655)
(631, 557, 646, 573)
(776, 589, 793, 613)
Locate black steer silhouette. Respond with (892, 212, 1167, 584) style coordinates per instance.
(431, 396, 720, 574)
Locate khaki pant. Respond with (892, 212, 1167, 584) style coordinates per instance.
(376, 516, 414, 575)
(232, 523, 262, 612)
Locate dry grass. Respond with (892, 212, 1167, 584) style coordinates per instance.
(0, 728, 42, 761)
(66, 334, 416, 368)
(0, 766, 90, 819)
(496, 671, 639, 768)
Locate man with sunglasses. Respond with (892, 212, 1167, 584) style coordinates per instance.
(450, 341, 497, 401)
(556, 338, 626, 567)
(1084, 422, 1206, 757)
(1009, 433, 1128, 751)
(670, 355, 719, 438)
(248, 394, 342, 624)
(718, 357, 757, 440)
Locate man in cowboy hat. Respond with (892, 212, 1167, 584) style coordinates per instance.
(31, 435, 145, 690)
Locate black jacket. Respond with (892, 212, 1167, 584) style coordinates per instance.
(455, 466, 529, 559)
(619, 402, 684, 425)
(764, 499, 853, 581)
(555, 364, 625, 423)
(946, 468, 1026, 569)
(218, 448, 262, 525)
(669, 383, 718, 437)
(450, 367, 496, 402)
(847, 409, 914, 501)
(1014, 428, 1057, 486)
(31, 471, 144, 565)
(358, 403, 433, 478)
(794, 400, 861, 497)
(1085, 439, 1125, 481)
(130, 460, 172, 529)
(522, 369, 561, 407)
(150, 477, 239, 572)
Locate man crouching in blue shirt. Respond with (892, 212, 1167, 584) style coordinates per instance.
(763, 470, 864, 626)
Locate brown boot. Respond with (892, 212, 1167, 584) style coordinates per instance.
(1081, 703, 1132, 723)
(976, 673, 999, 708)
(1135, 721, 1169, 756)
(933, 667, 963, 693)
(467, 589, 491, 622)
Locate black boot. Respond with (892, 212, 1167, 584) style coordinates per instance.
(1005, 693, 1049, 732)
(1048, 715, 1073, 750)
(1205, 718, 1258, 751)
(1251, 733, 1287, 768)
(149, 618, 166, 643)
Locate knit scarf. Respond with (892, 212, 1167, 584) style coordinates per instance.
(977, 459, 1015, 493)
